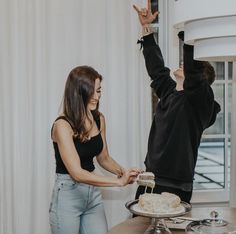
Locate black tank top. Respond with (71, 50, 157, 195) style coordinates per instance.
(52, 115, 103, 173)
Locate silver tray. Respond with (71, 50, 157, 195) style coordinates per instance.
(125, 199, 192, 219)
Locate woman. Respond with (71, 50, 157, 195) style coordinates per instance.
(49, 66, 141, 234)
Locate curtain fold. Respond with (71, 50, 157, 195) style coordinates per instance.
(0, 0, 151, 233)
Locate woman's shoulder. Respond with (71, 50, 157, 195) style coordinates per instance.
(54, 117, 71, 127)
(52, 116, 74, 140)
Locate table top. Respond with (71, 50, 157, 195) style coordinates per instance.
(107, 207, 236, 234)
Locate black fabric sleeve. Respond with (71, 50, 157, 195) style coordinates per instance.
(142, 34, 176, 98)
(182, 44, 221, 129)
(183, 44, 205, 90)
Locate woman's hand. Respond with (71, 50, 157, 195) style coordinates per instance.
(133, 0, 158, 26)
(128, 167, 144, 184)
(118, 168, 143, 186)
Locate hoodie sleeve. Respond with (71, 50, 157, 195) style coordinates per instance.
(183, 44, 205, 90)
(141, 33, 176, 99)
(180, 36, 221, 129)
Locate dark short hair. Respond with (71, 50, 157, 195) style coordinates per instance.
(203, 62, 215, 85)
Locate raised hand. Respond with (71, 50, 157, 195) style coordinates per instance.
(133, 0, 158, 26)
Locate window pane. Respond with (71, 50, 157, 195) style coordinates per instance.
(194, 139, 225, 190)
(151, 0, 158, 24)
(228, 138, 231, 189)
(212, 62, 225, 80)
(228, 84, 232, 134)
(228, 62, 233, 80)
(204, 84, 224, 134)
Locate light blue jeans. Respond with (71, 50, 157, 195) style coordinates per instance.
(49, 174, 108, 234)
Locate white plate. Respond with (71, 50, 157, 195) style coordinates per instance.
(132, 203, 186, 216)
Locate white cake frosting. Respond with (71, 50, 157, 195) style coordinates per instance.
(138, 172, 155, 181)
(137, 172, 155, 188)
(138, 192, 184, 214)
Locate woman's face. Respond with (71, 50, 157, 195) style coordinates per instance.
(88, 78, 101, 111)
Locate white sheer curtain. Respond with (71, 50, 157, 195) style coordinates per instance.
(0, 0, 151, 233)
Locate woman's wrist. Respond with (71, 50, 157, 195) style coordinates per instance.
(117, 177, 125, 187)
(116, 166, 125, 178)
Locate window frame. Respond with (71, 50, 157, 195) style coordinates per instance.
(191, 62, 232, 203)
(155, 0, 234, 204)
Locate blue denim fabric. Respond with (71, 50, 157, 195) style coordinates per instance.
(49, 174, 108, 234)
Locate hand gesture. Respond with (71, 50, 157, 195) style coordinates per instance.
(133, 0, 158, 26)
(119, 168, 142, 186)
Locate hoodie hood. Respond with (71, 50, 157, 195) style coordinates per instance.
(207, 101, 221, 128)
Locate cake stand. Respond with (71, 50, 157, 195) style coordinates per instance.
(125, 199, 192, 234)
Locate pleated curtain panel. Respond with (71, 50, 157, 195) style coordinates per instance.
(0, 0, 152, 233)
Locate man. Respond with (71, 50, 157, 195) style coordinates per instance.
(133, 0, 221, 203)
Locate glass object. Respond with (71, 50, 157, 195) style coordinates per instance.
(185, 211, 236, 233)
(144, 218, 171, 234)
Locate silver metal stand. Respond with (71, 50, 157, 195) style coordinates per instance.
(125, 200, 192, 234)
(144, 218, 172, 234)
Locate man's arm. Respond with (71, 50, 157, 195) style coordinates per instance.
(179, 32, 221, 129)
(141, 33, 176, 98)
(133, 0, 176, 98)
(179, 31, 205, 90)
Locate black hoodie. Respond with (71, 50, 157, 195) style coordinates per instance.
(142, 34, 221, 183)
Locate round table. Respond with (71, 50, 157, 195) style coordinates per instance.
(107, 207, 236, 234)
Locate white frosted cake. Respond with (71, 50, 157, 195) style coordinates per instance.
(137, 172, 155, 188)
(138, 172, 155, 181)
(138, 192, 184, 214)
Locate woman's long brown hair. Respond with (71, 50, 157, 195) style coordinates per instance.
(62, 66, 102, 142)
